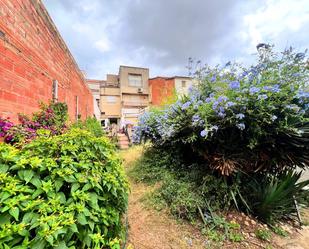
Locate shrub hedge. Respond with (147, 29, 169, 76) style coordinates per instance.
(0, 129, 128, 249)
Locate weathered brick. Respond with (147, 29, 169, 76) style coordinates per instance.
(0, 0, 94, 122)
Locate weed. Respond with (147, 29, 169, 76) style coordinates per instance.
(255, 228, 272, 241)
(271, 226, 288, 237)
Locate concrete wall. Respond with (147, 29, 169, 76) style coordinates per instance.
(174, 77, 194, 96)
(119, 66, 149, 94)
(0, 0, 94, 122)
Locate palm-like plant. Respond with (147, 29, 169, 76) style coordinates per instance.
(246, 171, 309, 224)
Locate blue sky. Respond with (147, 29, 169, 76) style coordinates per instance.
(43, 0, 309, 79)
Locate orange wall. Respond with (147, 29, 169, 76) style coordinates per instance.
(0, 0, 94, 122)
(149, 77, 175, 106)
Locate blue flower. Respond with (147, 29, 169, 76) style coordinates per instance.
(226, 101, 235, 107)
(218, 106, 225, 113)
(218, 112, 226, 118)
(181, 101, 191, 110)
(229, 81, 240, 89)
(206, 97, 213, 103)
(212, 101, 219, 110)
(258, 94, 268, 100)
(200, 129, 208, 137)
(218, 95, 228, 102)
(249, 87, 260, 94)
(211, 125, 218, 132)
(236, 123, 245, 130)
(210, 75, 216, 82)
(236, 113, 245, 120)
(264, 85, 280, 93)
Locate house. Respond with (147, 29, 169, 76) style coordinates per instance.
(0, 0, 94, 122)
(86, 79, 105, 120)
(149, 76, 194, 106)
(99, 66, 150, 128)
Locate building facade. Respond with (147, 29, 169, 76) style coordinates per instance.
(86, 79, 105, 120)
(149, 76, 194, 106)
(99, 66, 150, 128)
(0, 0, 94, 122)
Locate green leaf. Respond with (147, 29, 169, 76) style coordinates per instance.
(18, 170, 34, 183)
(0, 213, 11, 225)
(22, 212, 34, 224)
(71, 183, 80, 193)
(69, 224, 78, 233)
(9, 207, 19, 221)
(54, 179, 64, 192)
(31, 239, 47, 249)
(30, 176, 41, 188)
(54, 241, 69, 249)
(0, 164, 9, 173)
(77, 213, 87, 225)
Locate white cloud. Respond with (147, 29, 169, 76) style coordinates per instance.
(243, 0, 309, 48)
(94, 37, 111, 53)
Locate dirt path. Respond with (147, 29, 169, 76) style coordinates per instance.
(121, 146, 207, 249)
(120, 147, 309, 249)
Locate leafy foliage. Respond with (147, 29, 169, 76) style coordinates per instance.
(134, 47, 309, 175)
(71, 117, 104, 137)
(0, 129, 128, 248)
(0, 101, 68, 146)
(243, 171, 309, 224)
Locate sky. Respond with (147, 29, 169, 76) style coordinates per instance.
(43, 0, 309, 79)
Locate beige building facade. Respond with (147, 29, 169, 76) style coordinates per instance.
(100, 66, 150, 128)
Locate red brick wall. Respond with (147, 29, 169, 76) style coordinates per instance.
(149, 77, 175, 106)
(0, 0, 94, 122)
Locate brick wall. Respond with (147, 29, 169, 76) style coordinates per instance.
(149, 77, 175, 106)
(0, 0, 94, 122)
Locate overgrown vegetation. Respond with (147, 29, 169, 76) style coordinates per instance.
(0, 101, 68, 146)
(133, 46, 309, 226)
(71, 117, 104, 137)
(0, 129, 129, 248)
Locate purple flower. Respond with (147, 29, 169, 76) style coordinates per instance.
(236, 123, 245, 130)
(181, 101, 191, 110)
(217, 96, 228, 103)
(218, 112, 226, 118)
(205, 97, 213, 103)
(258, 94, 268, 100)
(212, 101, 219, 110)
(229, 81, 240, 89)
(236, 113, 245, 120)
(200, 129, 208, 137)
(249, 87, 260, 94)
(211, 125, 218, 132)
(226, 101, 235, 107)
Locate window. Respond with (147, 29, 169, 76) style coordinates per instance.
(96, 99, 100, 107)
(106, 96, 117, 103)
(128, 74, 142, 87)
(181, 80, 186, 88)
(52, 80, 58, 101)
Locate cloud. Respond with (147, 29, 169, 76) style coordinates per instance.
(43, 0, 309, 78)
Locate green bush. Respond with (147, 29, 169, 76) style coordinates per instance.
(71, 117, 104, 138)
(134, 47, 309, 175)
(243, 171, 309, 224)
(0, 129, 128, 248)
(130, 147, 242, 220)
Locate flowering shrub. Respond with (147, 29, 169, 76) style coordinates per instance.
(0, 102, 68, 146)
(134, 47, 309, 175)
(0, 129, 128, 248)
